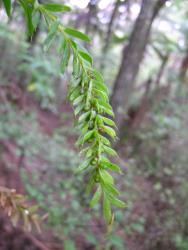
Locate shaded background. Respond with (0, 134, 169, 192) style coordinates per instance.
(0, 0, 188, 249)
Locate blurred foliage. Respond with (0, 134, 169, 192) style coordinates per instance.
(0, 23, 28, 83)
(0, 22, 60, 110)
(20, 52, 59, 109)
(124, 93, 188, 249)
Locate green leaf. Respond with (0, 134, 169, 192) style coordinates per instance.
(92, 80, 108, 93)
(102, 116, 116, 128)
(99, 135, 111, 146)
(78, 50, 93, 65)
(98, 100, 114, 117)
(102, 125, 116, 138)
(75, 159, 91, 174)
(98, 100, 112, 110)
(86, 176, 95, 195)
(82, 130, 94, 144)
(102, 160, 121, 173)
(42, 3, 71, 12)
(99, 169, 114, 184)
(71, 76, 82, 88)
(73, 94, 84, 106)
(73, 55, 80, 77)
(74, 103, 85, 116)
(103, 108, 114, 117)
(85, 81, 92, 108)
(32, 9, 40, 30)
(85, 148, 93, 158)
(76, 135, 84, 147)
(102, 183, 120, 197)
(90, 186, 102, 207)
(93, 88, 108, 102)
(103, 194, 112, 224)
(43, 20, 59, 51)
(60, 42, 70, 74)
(92, 69, 104, 83)
(69, 86, 80, 102)
(64, 27, 91, 42)
(108, 196, 126, 208)
(70, 39, 78, 50)
(2, 0, 11, 16)
(78, 111, 91, 123)
(108, 163, 121, 173)
(96, 114, 103, 125)
(103, 145, 118, 156)
(80, 145, 90, 155)
(58, 35, 66, 53)
(19, 0, 34, 36)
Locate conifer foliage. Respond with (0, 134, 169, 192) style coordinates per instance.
(1, 0, 125, 225)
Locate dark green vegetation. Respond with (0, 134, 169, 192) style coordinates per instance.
(1, 0, 188, 249)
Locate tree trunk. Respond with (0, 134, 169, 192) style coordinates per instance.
(128, 77, 153, 131)
(111, 0, 167, 132)
(100, 0, 122, 71)
(155, 53, 170, 87)
(128, 51, 169, 133)
(84, 0, 98, 50)
(152, 44, 170, 87)
(179, 47, 188, 81)
(85, 0, 98, 35)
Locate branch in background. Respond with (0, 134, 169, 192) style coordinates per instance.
(111, 0, 168, 135)
(85, 0, 98, 35)
(100, 0, 122, 71)
(155, 53, 170, 87)
(127, 77, 153, 132)
(127, 49, 170, 133)
(179, 47, 188, 81)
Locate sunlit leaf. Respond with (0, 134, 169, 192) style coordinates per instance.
(103, 145, 118, 156)
(99, 169, 114, 184)
(78, 50, 93, 65)
(64, 27, 91, 42)
(42, 3, 71, 12)
(108, 196, 126, 208)
(82, 130, 94, 143)
(102, 125, 116, 138)
(102, 183, 120, 197)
